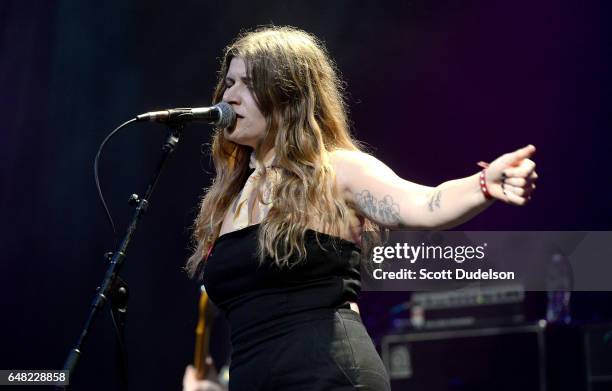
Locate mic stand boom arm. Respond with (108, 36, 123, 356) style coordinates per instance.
(60, 121, 185, 389)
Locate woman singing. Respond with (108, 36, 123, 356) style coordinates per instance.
(182, 26, 538, 391)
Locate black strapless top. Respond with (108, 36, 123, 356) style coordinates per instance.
(201, 223, 361, 343)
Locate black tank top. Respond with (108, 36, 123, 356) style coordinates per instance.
(201, 223, 361, 340)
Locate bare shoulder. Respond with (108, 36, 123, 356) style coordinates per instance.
(328, 149, 397, 191)
(328, 149, 360, 192)
(328, 149, 373, 165)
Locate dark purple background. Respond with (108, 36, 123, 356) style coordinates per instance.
(1, 1, 611, 390)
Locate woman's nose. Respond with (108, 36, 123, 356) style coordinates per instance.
(223, 85, 240, 105)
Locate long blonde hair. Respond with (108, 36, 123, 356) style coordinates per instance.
(186, 26, 378, 277)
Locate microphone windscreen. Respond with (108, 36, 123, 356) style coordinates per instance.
(215, 102, 236, 128)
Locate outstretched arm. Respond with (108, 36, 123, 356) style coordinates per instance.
(331, 145, 537, 230)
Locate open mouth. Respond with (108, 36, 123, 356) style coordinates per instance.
(226, 114, 242, 133)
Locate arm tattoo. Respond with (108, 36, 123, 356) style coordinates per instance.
(354, 190, 401, 225)
(428, 190, 442, 212)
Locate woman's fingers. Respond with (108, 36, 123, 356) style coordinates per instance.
(503, 172, 538, 187)
(183, 365, 195, 383)
(504, 183, 535, 197)
(504, 177, 526, 187)
(497, 145, 536, 167)
(182, 364, 225, 391)
(512, 144, 536, 161)
(500, 182, 535, 205)
(486, 145, 538, 205)
(504, 189, 530, 205)
(503, 159, 536, 178)
(500, 169, 537, 205)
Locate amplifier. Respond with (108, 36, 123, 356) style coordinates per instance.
(399, 285, 547, 330)
(582, 323, 612, 391)
(381, 322, 588, 391)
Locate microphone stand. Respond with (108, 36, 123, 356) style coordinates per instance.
(60, 121, 185, 389)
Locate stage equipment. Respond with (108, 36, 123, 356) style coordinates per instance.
(59, 104, 234, 389)
(381, 321, 612, 390)
(136, 102, 235, 125)
(390, 284, 537, 331)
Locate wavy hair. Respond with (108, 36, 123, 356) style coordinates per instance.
(186, 26, 379, 277)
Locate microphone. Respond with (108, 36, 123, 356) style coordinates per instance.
(136, 102, 235, 128)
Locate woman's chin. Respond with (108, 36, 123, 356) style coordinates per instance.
(224, 127, 240, 141)
(224, 129, 255, 148)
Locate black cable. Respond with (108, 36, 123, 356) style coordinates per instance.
(94, 118, 138, 238)
(110, 308, 129, 391)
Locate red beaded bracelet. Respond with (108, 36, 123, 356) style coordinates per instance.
(477, 161, 493, 200)
(479, 170, 492, 200)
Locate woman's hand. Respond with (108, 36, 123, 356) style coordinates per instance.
(182, 357, 226, 391)
(484, 144, 538, 205)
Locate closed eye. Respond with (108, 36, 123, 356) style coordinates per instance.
(241, 77, 253, 88)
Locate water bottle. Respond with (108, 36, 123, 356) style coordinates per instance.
(545, 253, 572, 324)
